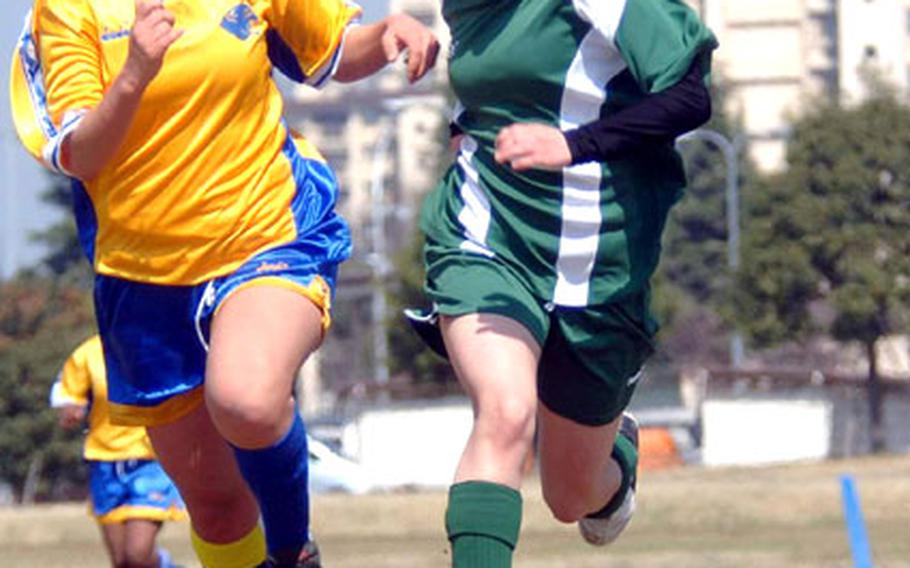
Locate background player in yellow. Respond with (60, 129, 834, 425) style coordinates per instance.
(12, 0, 440, 566)
(51, 335, 186, 568)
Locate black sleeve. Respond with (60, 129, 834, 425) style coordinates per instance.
(563, 57, 712, 164)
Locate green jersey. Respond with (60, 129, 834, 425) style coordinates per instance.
(421, 0, 717, 307)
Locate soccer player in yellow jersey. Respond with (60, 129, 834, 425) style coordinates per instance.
(11, 1, 439, 566)
(52, 335, 186, 568)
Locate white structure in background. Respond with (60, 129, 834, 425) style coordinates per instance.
(701, 398, 833, 466)
(340, 400, 472, 489)
(701, 0, 910, 171)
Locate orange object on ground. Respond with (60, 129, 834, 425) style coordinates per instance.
(639, 427, 683, 470)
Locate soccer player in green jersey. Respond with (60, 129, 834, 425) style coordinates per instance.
(408, 1, 718, 565)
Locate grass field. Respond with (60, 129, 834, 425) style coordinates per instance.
(1, 455, 908, 567)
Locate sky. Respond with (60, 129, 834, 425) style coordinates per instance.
(1, 0, 50, 279)
(0, 0, 390, 280)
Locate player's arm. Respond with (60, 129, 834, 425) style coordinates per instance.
(494, 59, 711, 171)
(334, 14, 439, 84)
(49, 374, 88, 430)
(50, 338, 96, 430)
(59, 0, 182, 180)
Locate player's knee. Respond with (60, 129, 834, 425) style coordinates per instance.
(206, 388, 287, 447)
(542, 470, 621, 523)
(122, 540, 157, 568)
(543, 488, 590, 523)
(476, 397, 536, 450)
(185, 486, 254, 539)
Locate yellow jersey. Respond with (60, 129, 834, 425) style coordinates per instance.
(11, 0, 359, 285)
(51, 335, 157, 461)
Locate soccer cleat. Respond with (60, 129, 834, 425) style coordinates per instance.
(264, 540, 322, 568)
(293, 540, 322, 568)
(577, 413, 639, 546)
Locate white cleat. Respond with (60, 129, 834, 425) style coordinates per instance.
(577, 488, 636, 546)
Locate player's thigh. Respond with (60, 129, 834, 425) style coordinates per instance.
(441, 313, 540, 409)
(428, 248, 547, 410)
(206, 283, 324, 414)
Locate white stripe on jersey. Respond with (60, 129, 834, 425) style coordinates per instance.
(456, 136, 495, 258)
(554, 3, 628, 306)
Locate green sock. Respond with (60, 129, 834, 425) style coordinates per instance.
(589, 434, 639, 519)
(446, 481, 522, 568)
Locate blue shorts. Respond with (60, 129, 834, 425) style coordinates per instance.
(96, 243, 343, 426)
(89, 459, 186, 525)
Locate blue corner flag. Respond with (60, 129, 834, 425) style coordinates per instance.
(840, 475, 873, 568)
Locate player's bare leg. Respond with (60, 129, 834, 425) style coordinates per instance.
(206, 284, 325, 566)
(440, 313, 539, 567)
(146, 404, 261, 555)
(122, 519, 163, 568)
(99, 521, 127, 567)
(539, 407, 638, 545)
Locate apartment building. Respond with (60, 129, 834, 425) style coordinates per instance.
(704, 0, 910, 170)
(285, 0, 448, 252)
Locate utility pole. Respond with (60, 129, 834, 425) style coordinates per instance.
(678, 128, 744, 368)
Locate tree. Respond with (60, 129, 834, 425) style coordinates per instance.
(0, 276, 95, 501)
(386, 233, 456, 386)
(736, 88, 910, 452)
(0, 171, 94, 501)
(653, 75, 756, 364)
(385, 94, 457, 387)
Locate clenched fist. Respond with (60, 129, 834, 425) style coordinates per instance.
(122, 0, 183, 90)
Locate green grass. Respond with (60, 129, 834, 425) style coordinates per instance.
(1, 455, 908, 567)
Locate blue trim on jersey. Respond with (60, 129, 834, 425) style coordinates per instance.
(89, 459, 185, 518)
(71, 179, 98, 265)
(282, 135, 352, 272)
(17, 10, 56, 140)
(267, 29, 306, 83)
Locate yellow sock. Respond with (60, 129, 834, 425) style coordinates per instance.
(190, 524, 267, 568)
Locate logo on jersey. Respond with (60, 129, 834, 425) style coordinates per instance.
(256, 261, 290, 273)
(448, 39, 459, 61)
(100, 28, 130, 42)
(221, 4, 259, 40)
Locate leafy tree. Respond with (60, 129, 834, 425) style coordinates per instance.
(736, 88, 910, 452)
(653, 75, 756, 364)
(387, 233, 455, 386)
(0, 276, 95, 501)
(0, 170, 93, 500)
(385, 93, 457, 386)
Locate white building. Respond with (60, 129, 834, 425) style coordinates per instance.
(702, 0, 910, 171)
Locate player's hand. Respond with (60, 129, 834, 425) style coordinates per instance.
(495, 123, 573, 171)
(123, 0, 183, 90)
(58, 405, 87, 430)
(381, 14, 440, 83)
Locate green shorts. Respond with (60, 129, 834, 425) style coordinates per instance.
(418, 245, 658, 426)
